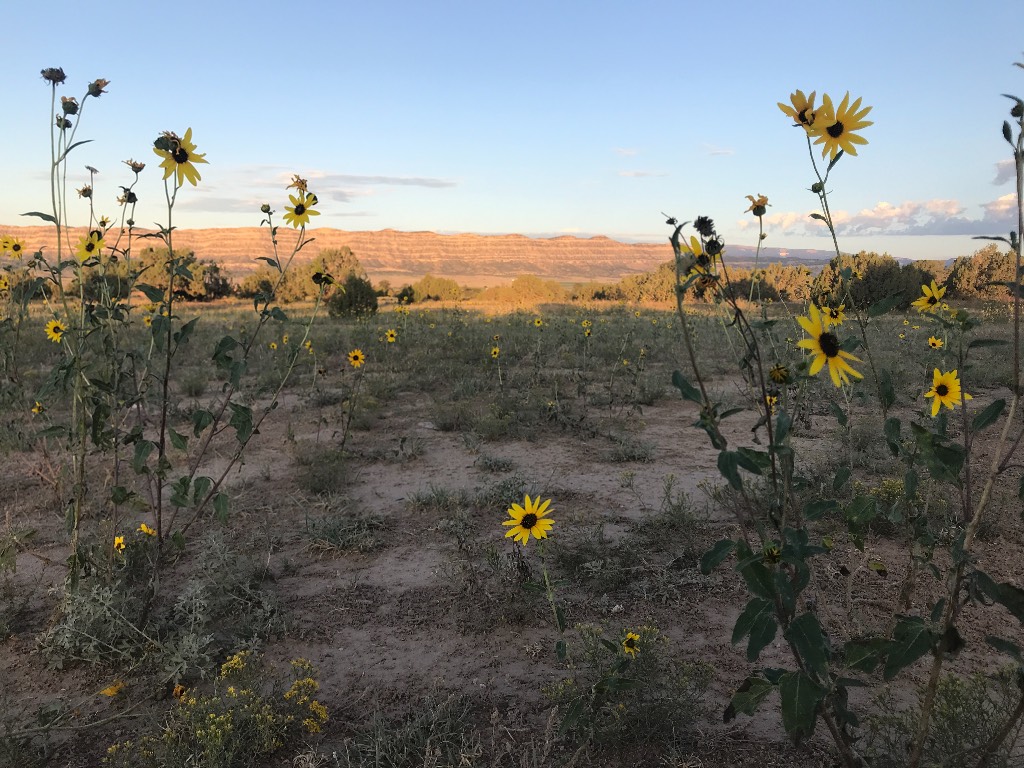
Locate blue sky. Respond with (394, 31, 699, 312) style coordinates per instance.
(5, 1, 1023, 262)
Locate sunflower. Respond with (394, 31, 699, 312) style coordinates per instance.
(768, 363, 791, 384)
(282, 334, 290, 345)
(31, 401, 45, 415)
(765, 394, 778, 415)
(823, 304, 846, 328)
(809, 92, 873, 160)
(283, 192, 320, 228)
(153, 128, 208, 187)
(534, 317, 544, 327)
(584, 328, 592, 337)
(385, 329, 397, 343)
(581, 319, 592, 328)
(348, 349, 366, 368)
(745, 193, 770, 216)
(622, 632, 641, 658)
(928, 336, 943, 349)
(912, 281, 946, 313)
(778, 89, 817, 131)
(45, 319, 67, 343)
(796, 304, 863, 387)
(6, 237, 25, 259)
(138, 523, 157, 536)
(113, 535, 125, 553)
(924, 369, 972, 417)
(0, 275, 9, 292)
(491, 346, 500, 359)
(503, 494, 555, 545)
(268, 342, 277, 351)
(75, 230, 105, 263)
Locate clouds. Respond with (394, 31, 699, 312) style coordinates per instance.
(993, 159, 1016, 185)
(737, 196, 1017, 237)
(618, 170, 668, 178)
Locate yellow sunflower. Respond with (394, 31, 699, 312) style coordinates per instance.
(912, 281, 946, 313)
(138, 523, 157, 536)
(809, 92, 873, 160)
(796, 304, 863, 387)
(6, 237, 25, 259)
(153, 128, 208, 187)
(823, 304, 846, 328)
(385, 329, 397, 343)
(75, 230, 105, 263)
(778, 89, 817, 132)
(348, 349, 366, 368)
(491, 346, 500, 359)
(622, 632, 641, 658)
(924, 369, 971, 417)
(113, 535, 126, 553)
(283, 192, 320, 229)
(45, 319, 67, 343)
(768, 364, 791, 384)
(928, 336, 943, 349)
(534, 317, 544, 327)
(503, 494, 555, 545)
(0, 275, 9, 292)
(31, 401, 45, 415)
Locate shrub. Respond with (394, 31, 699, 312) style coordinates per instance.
(327, 273, 378, 317)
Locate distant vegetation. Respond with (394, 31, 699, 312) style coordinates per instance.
(27, 242, 1022, 308)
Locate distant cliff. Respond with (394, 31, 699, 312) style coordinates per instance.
(1, 225, 833, 286)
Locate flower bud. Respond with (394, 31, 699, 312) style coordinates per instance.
(61, 96, 79, 115)
(87, 78, 110, 98)
(77, 185, 93, 199)
(811, 182, 824, 194)
(260, 203, 272, 214)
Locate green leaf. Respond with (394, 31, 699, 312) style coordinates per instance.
(136, 283, 166, 303)
(774, 410, 792, 445)
(867, 294, 902, 317)
(779, 671, 826, 740)
(192, 476, 213, 506)
(555, 639, 567, 662)
(191, 409, 214, 436)
(784, 613, 830, 679)
(717, 451, 743, 490)
(213, 492, 230, 523)
(731, 597, 778, 662)
(879, 368, 896, 409)
(727, 676, 775, 719)
(803, 499, 836, 522)
(110, 486, 133, 505)
(671, 370, 703, 405)
(57, 139, 94, 161)
(21, 211, 58, 224)
(843, 637, 888, 673)
(735, 448, 770, 475)
(256, 256, 281, 271)
(968, 338, 1009, 350)
(554, 604, 566, 633)
(833, 467, 851, 492)
(884, 617, 936, 680)
(809, 212, 827, 222)
(971, 399, 1006, 432)
(228, 403, 254, 444)
(830, 401, 848, 427)
(169, 476, 191, 508)
(700, 538, 735, 575)
(985, 636, 1024, 664)
(974, 570, 1024, 625)
(133, 440, 155, 474)
(884, 417, 902, 456)
(169, 428, 187, 451)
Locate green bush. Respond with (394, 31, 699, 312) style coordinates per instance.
(327, 273, 378, 317)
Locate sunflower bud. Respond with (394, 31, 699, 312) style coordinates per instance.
(118, 187, 138, 206)
(61, 96, 79, 115)
(87, 78, 110, 98)
(77, 185, 93, 199)
(55, 115, 72, 130)
(705, 238, 723, 257)
(811, 182, 825, 194)
(41, 67, 67, 85)
(260, 203, 272, 214)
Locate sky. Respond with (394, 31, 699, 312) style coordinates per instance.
(5, 0, 1024, 263)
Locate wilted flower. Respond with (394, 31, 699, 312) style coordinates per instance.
(77, 185, 93, 199)
(693, 216, 716, 237)
(41, 67, 67, 85)
(287, 174, 309, 192)
(87, 78, 110, 97)
(123, 158, 145, 174)
(745, 193, 769, 216)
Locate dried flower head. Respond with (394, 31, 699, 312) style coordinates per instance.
(287, 174, 309, 193)
(87, 78, 110, 98)
(55, 115, 72, 130)
(41, 67, 67, 85)
(77, 185, 93, 199)
(61, 96, 80, 115)
(118, 187, 138, 206)
(693, 216, 716, 237)
(123, 158, 145, 174)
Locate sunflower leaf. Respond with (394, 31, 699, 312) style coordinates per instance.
(967, 338, 1009, 350)
(826, 149, 845, 172)
(21, 211, 58, 224)
(985, 636, 1024, 664)
(803, 499, 836, 521)
(974, 570, 1024, 625)
(879, 368, 896, 409)
(784, 613, 830, 680)
(671, 370, 703, 405)
(732, 597, 777, 661)
(830, 401, 848, 427)
(725, 676, 775, 720)
(717, 451, 743, 490)
(884, 616, 936, 680)
(972, 399, 1006, 432)
(808, 212, 827, 222)
(700, 538, 735, 575)
(779, 671, 826, 740)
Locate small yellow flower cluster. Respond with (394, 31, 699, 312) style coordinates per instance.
(219, 650, 252, 679)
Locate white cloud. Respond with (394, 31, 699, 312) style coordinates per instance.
(737, 196, 1017, 237)
(613, 148, 639, 156)
(703, 143, 735, 156)
(993, 159, 1016, 185)
(618, 170, 668, 178)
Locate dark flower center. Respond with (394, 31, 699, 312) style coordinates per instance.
(829, 309, 840, 318)
(521, 513, 538, 529)
(927, 296, 938, 305)
(11, 243, 21, 253)
(819, 332, 841, 358)
(624, 638, 637, 649)
(85, 242, 96, 253)
(173, 147, 189, 163)
(827, 121, 845, 138)
(797, 109, 810, 124)
(294, 204, 306, 216)
(936, 384, 949, 397)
